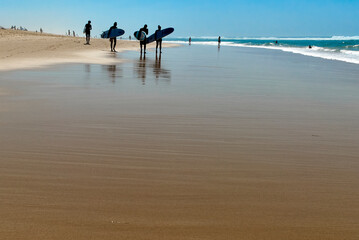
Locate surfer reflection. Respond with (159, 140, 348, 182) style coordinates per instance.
(154, 54, 161, 79)
(108, 22, 118, 52)
(102, 64, 122, 83)
(135, 55, 171, 84)
(138, 55, 147, 84)
(154, 55, 170, 81)
(108, 65, 117, 83)
(85, 64, 91, 73)
(155, 25, 162, 54)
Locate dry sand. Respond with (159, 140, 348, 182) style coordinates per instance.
(0, 29, 175, 71)
(0, 30, 359, 240)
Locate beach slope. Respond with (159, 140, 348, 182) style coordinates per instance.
(0, 29, 175, 71)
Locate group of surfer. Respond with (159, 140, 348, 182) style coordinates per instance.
(84, 21, 163, 54)
(188, 36, 222, 47)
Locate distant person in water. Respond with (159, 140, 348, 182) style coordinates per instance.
(275, 40, 278, 45)
(139, 24, 148, 54)
(189, 37, 191, 45)
(218, 36, 221, 44)
(108, 22, 118, 52)
(84, 20, 92, 44)
(155, 25, 162, 54)
(308, 45, 312, 49)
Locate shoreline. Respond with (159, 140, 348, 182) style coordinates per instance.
(166, 39, 359, 65)
(0, 29, 178, 71)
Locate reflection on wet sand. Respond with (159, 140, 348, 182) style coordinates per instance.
(134, 53, 171, 85)
(137, 54, 147, 85)
(102, 64, 122, 83)
(84, 64, 91, 73)
(154, 54, 171, 80)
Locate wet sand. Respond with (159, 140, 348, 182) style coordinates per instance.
(0, 46, 359, 239)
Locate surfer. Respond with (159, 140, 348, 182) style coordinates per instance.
(108, 22, 118, 52)
(218, 36, 221, 48)
(139, 24, 148, 54)
(189, 37, 191, 45)
(155, 25, 162, 54)
(84, 20, 92, 45)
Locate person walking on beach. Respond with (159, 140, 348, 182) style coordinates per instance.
(189, 37, 192, 45)
(218, 36, 221, 47)
(139, 24, 148, 54)
(155, 25, 162, 54)
(108, 22, 118, 52)
(84, 20, 92, 45)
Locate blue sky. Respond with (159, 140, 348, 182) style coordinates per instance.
(1, 0, 358, 37)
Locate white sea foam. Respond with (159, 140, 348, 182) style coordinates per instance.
(229, 42, 359, 64)
(275, 46, 359, 64)
(165, 40, 359, 65)
(340, 50, 359, 56)
(174, 36, 359, 41)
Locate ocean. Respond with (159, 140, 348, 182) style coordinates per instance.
(166, 36, 359, 65)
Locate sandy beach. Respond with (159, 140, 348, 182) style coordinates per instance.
(1, 31, 359, 240)
(0, 29, 175, 71)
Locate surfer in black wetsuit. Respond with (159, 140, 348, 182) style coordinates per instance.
(108, 22, 118, 52)
(218, 36, 221, 48)
(155, 25, 162, 54)
(84, 20, 92, 45)
(139, 24, 148, 54)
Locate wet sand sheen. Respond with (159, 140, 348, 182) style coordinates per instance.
(1, 46, 359, 239)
